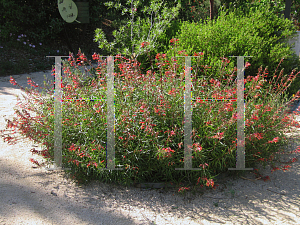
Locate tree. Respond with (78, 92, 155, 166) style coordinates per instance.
(285, 0, 292, 19)
(210, 0, 214, 19)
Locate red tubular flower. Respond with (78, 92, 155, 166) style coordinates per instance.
(92, 53, 100, 61)
(10, 77, 17, 85)
(206, 179, 214, 187)
(141, 41, 150, 48)
(245, 62, 251, 68)
(193, 143, 203, 152)
(194, 52, 204, 56)
(155, 53, 161, 60)
(268, 137, 279, 143)
(29, 158, 40, 166)
(170, 38, 179, 44)
(178, 187, 190, 192)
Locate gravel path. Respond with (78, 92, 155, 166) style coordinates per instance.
(0, 70, 300, 225)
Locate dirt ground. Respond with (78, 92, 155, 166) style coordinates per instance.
(0, 70, 300, 225)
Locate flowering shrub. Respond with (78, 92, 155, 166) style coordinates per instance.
(1, 47, 300, 192)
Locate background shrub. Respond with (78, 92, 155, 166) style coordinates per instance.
(135, 18, 185, 75)
(162, 4, 300, 99)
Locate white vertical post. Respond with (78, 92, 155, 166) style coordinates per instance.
(228, 56, 253, 171)
(288, 31, 300, 58)
(103, 56, 122, 171)
(175, 56, 201, 171)
(46, 56, 68, 170)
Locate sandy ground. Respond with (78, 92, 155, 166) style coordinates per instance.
(0, 70, 300, 225)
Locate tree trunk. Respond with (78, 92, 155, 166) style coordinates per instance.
(210, 0, 214, 20)
(284, 0, 292, 19)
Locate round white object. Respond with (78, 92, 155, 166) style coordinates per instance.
(58, 0, 78, 23)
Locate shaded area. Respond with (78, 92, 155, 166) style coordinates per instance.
(0, 161, 138, 225)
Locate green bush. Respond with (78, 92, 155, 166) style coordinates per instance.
(163, 4, 300, 98)
(135, 18, 185, 75)
(2, 51, 299, 190)
(221, 0, 286, 16)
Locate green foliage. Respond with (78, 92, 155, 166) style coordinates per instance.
(135, 18, 185, 74)
(221, 0, 285, 15)
(94, 0, 182, 59)
(220, 0, 300, 30)
(163, 4, 300, 97)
